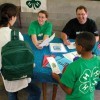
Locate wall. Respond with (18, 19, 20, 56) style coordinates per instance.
(0, 0, 100, 33)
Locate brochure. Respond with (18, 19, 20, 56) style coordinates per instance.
(39, 33, 55, 47)
(46, 56, 72, 73)
(47, 57, 61, 74)
(49, 43, 67, 53)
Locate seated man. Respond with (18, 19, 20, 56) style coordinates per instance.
(61, 5, 99, 45)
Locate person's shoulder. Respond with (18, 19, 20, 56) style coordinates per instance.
(29, 20, 38, 27)
(70, 18, 77, 21)
(87, 18, 95, 23)
(94, 56, 100, 66)
(30, 20, 38, 25)
(68, 58, 82, 68)
(45, 21, 52, 25)
(90, 55, 100, 63)
(45, 21, 52, 26)
(68, 18, 78, 23)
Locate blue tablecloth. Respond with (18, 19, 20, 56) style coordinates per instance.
(23, 34, 75, 83)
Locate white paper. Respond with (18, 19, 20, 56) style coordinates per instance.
(49, 43, 67, 53)
(63, 51, 80, 62)
(47, 57, 61, 74)
(49, 33, 55, 42)
(63, 53, 75, 62)
(67, 42, 75, 49)
(39, 33, 55, 47)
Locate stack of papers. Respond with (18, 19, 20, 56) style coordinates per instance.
(49, 43, 67, 53)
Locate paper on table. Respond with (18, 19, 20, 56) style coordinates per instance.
(63, 53, 75, 62)
(49, 43, 67, 53)
(71, 51, 81, 57)
(39, 33, 55, 47)
(67, 42, 75, 49)
(47, 57, 61, 74)
(63, 51, 80, 62)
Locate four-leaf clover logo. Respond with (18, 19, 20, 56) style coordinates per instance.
(26, 0, 41, 9)
(79, 67, 99, 94)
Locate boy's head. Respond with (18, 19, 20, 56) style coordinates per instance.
(0, 3, 18, 27)
(75, 32, 96, 54)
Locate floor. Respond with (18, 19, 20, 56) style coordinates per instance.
(0, 83, 100, 100)
(0, 27, 100, 100)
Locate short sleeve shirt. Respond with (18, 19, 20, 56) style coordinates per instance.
(60, 56, 100, 100)
(28, 20, 52, 40)
(62, 18, 97, 39)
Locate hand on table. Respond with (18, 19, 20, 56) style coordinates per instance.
(63, 39, 71, 45)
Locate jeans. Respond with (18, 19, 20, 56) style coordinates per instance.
(8, 82, 41, 100)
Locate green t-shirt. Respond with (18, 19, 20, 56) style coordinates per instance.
(60, 56, 100, 100)
(28, 20, 52, 40)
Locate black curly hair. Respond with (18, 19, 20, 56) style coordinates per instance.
(76, 31, 96, 51)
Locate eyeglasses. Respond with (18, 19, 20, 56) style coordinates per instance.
(38, 16, 46, 19)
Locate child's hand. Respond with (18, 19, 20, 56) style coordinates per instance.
(52, 73, 60, 82)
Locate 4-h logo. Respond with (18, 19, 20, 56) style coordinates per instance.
(26, 0, 41, 9)
(79, 67, 99, 94)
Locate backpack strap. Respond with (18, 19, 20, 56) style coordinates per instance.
(11, 29, 19, 41)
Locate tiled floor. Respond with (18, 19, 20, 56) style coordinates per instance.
(0, 83, 100, 100)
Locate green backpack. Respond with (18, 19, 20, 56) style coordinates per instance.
(1, 29, 34, 81)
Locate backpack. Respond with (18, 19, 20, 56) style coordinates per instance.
(1, 29, 34, 81)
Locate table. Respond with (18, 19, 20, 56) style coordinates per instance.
(23, 34, 75, 100)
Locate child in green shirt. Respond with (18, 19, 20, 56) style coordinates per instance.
(92, 34, 100, 90)
(52, 32, 100, 100)
(28, 10, 52, 49)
